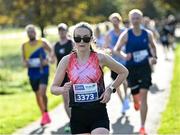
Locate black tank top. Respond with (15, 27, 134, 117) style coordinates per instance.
(54, 39, 73, 65)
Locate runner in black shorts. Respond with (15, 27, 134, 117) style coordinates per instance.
(105, 13, 130, 115)
(53, 23, 73, 132)
(114, 9, 157, 135)
(51, 22, 128, 134)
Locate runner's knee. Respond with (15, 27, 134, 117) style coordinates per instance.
(131, 85, 140, 95)
(91, 128, 109, 134)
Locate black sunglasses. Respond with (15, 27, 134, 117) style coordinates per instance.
(74, 36, 91, 43)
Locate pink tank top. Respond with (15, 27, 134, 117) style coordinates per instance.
(67, 52, 103, 84)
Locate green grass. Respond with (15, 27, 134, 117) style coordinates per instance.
(0, 92, 62, 134)
(0, 28, 24, 34)
(158, 44, 180, 134)
(0, 38, 29, 94)
(0, 30, 61, 134)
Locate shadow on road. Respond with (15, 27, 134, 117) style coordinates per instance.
(149, 83, 165, 94)
(51, 123, 71, 134)
(29, 126, 47, 135)
(111, 115, 139, 134)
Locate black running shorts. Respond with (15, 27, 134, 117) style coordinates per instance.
(70, 105, 109, 134)
(127, 63, 152, 95)
(29, 74, 49, 92)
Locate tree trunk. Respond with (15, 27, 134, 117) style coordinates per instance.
(40, 25, 45, 37)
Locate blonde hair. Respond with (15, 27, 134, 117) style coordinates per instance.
(109, 13, 122, 21)
(25, 24, 36, 31)
(129, 9, 143, 17)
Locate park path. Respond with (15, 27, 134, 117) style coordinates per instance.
(13, 45, 174, 135)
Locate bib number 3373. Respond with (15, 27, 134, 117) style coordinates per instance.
(73, 83, 98, 103)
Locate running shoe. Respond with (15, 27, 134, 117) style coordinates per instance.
(139, 127, 147, 135)
(124, 97, 130, 110)
(41, 112, 51, 126)
(121, 97, 130, 115)
(64, 125, 71, 133)
(133, 94, 140, 111)
(121, 106, 126, 115)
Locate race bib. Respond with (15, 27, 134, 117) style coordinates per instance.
(28, 58, 41, 67)
(73, 83, 99, 103)
(133, 50, 148, 63)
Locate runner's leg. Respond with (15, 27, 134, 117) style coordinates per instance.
(139, 89, 148, 127)
(39, 84, 48, 112)
(35, 90, 46, 114)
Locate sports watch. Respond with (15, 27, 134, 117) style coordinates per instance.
(109, 85, 116, 93)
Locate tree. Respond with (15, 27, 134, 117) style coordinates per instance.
(0, 0, 120, 35)
(1, 0, 178, 35)
(0, 0, 87, 37)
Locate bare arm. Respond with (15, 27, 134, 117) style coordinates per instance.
(42, 38, 55, 64)
(51, 55, 71, 95)
(98, 53, 128, 103)
(99, 53, 129, 89)
(148, 30, 158, 64)
(21, 44, 29, 68)
(113, 31, 131, 60)
(42, 38, 52, 53)
(152, 29, 160, 41)
(148, 30, 157, 58)
(51, 44, 57, 64)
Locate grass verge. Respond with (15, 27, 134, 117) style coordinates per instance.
(158, 44, 180, 134)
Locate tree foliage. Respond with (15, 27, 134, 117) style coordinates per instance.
(0, 0, 178, 37)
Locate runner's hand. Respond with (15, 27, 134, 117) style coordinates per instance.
(121, 52, 131, 61)
(42, 59, 49, 66)
(149, 57, 157, 65)
(23, 61, 29, 68)
(62, 81, 72, 93)
(49, 57, 55, 64)
(49, 53, 56, 64)
(100, 88, 112, 103)
(106, 48, 113, 55)
(124, 53, 132, 61)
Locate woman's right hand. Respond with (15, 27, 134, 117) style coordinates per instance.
(62, 81, 72, 93)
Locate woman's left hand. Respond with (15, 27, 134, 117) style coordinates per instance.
(100, 88, 112, 103)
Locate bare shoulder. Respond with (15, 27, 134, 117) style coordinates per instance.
(22, 43, 25, 48)
(41, 38, 48, 43)
(41, 38, 50, 46)
(21, 42, 27, 49)
(56, 54, 71, 71)
(97, 52, 110, 65)
(145, 29, 153, 37)
(97, 52, 105, 62)
(121, 29, 128, 37)
(120, 29, 128, 42)
(61, 54, 71, 65)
